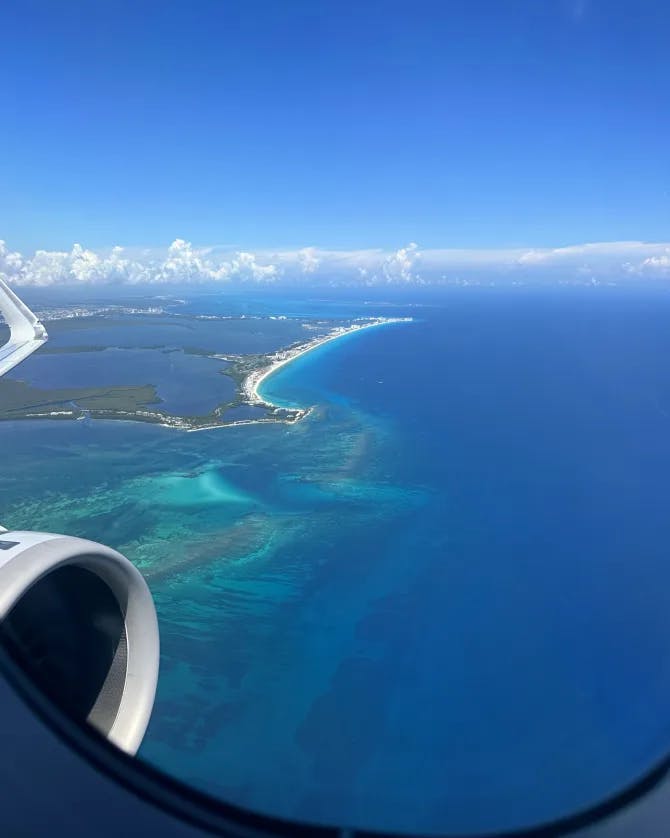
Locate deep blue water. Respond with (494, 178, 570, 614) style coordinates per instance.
(3, 287, 670, 834)
(254, 289, 670, 830)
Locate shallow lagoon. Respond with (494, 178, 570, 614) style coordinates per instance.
(7, 347, 235, 415)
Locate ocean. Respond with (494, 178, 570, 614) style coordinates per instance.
(2, 285, 670, 834)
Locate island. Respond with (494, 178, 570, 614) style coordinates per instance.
(0, 317, 411, 431)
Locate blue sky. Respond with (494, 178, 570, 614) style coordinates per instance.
(1, 0, 669, 284)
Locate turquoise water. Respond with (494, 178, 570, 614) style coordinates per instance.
(257, 323, 396, 409)
(3, 288, 670, 833)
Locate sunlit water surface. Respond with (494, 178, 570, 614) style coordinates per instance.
(3, 288, 670, 834)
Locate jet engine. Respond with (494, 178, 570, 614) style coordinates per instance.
(0, 530, 159, 756)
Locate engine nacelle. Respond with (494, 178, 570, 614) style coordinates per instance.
(0, 531, 159, 756)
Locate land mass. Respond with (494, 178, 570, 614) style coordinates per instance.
(0, 317, 411, 431)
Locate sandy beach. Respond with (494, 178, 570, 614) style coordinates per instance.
(242, 317, 411, 408)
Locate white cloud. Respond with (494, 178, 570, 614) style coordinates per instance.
(382, 243, 419, 283)
(2, 237, 670, 287)
(229, 251, 278, 282)
(0, 240, 23, 274)
(296, 247, 320, 274)
(629, 250, 670, 276)
(0, 238, 279, 287)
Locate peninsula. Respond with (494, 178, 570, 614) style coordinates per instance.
(238, 317, 409, 406)
(0, 316, 411, 431)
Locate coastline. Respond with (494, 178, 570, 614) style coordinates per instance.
(0, 316, 411, 432)
(242, 317, 410, 410)
(184, 407, 314, 433)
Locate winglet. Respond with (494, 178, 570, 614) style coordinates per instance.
(0, 277, 48, 377)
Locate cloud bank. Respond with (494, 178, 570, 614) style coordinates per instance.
(2, 238, 670, 287)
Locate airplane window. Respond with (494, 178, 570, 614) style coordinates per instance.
(4, 285, 670, 835)
(2, 2, 670, 836)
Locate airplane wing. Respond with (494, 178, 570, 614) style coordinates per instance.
(0, 277, 48, 377)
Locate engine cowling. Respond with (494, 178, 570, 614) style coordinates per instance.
(0, 531, 159, 755)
